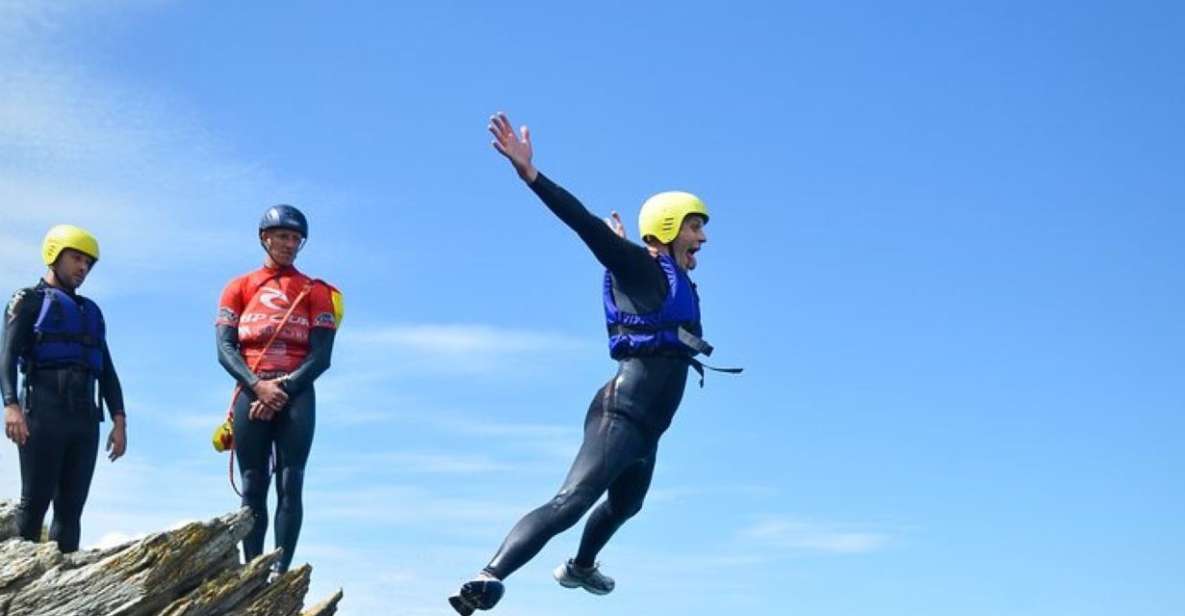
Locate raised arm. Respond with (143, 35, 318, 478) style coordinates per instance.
(489, 112, 657, 279)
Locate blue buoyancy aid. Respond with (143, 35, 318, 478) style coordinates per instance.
(603, 254, 714, 359)
(21, 287, 106, 374)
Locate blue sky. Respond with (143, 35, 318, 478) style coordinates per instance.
(1, 1, 1182, 614)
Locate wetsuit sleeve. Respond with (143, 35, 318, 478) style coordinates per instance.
(528, 173, 664, 289)
(99, 342, 126, 417)
(281, 328, 335, 395)
(1, 289, 38, 406)
(214, 279, 259, 389)
(216, 325, 259, 389)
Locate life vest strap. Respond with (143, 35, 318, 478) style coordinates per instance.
(608, 324, 715, 355)
(687, 357, 744, 388)
(676, 326, 714, 356)
(34, 332, 101, 346)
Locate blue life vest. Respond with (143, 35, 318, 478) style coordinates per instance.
(603, 254, 713, 359)
(21, 287, 106, 375)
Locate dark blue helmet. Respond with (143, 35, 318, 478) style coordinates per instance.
(259, 204, 308, 238)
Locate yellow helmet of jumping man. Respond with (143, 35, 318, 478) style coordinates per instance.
(638, 191, 709, 245)
(42, 224, 100, 266)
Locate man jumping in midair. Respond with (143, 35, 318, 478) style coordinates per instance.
(449, 112, 738, 614)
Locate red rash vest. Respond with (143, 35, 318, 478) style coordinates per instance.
(216, 265, 341, 374)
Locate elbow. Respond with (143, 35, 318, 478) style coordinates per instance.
(312, 357, 331, 380)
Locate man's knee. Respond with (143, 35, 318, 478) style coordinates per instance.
(241, 469, 270, 507)
(276, 468, 305, 506)
(548, 486, 599, 529)
(608, 493, 646, 522)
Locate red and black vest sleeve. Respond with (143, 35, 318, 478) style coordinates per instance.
(215, 276, 260, 389)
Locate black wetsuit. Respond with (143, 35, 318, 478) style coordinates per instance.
(216, 324, 334, 573)
(1, 281, 125, 553)
(484, 173, 695, 579)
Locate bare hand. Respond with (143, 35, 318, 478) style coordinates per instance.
(248, 400, 277, 422)
(4, 403, 28, 446)
(251, 379, 288, 410)
(489, 112, 538, 183)
(106, 416, 127, 461)
(605, 211, 627, 238)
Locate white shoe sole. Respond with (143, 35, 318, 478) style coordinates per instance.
(553, 564, 613, 595)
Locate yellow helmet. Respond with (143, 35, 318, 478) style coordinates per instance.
(42, 224, 100, 266)
(638, 191, 709, 245)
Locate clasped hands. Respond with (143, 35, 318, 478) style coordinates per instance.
(249, 378, 288, 421)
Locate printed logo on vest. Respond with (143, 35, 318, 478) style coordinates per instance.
(259, 288, 290, 310)
(217, 307, 239, 325)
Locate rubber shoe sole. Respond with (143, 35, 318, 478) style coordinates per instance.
(449, 578, 504, 614)
(553, 562, 613, 595)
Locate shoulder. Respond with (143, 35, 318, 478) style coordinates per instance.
(221, 272, 251, 292)
(313, 279, 340, 296)
(73, 292, 103, 310)
(5, 287, 43, 322)
(307, 279, 343, 328)
(219, 270, 259, 301)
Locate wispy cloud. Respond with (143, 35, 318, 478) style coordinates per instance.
(739, 516, 892, 554)
(349, 324, 590, 355)
(647, 483, 780, 506)
(323, 451, 518, 475)
(0, 2, 327, 294)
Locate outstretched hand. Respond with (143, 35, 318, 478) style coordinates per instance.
(605, 211, 627, 238)
(489, 112, 538, 183)
(606, 210, 659, 257)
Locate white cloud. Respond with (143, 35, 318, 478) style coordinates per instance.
(739, 516, 892, 554)
(0, 2, 328, 295)
(647, 483, 779, 505)
(325, 451, 517, 475)
(350, 323, 590, 355)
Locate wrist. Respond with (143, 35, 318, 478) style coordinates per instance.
(112, 413, 126, 426)
(520, 164, 539, 184)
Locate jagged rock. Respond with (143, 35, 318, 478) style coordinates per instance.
(300, 589, 343, 616)
(0, 501, 343, 616)
(226, 565, 310, 616)
(0, 501, 18, 541)
(158, 551, 281, 616)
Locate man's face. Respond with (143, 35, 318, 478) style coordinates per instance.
(54, 248, 94, 290)
(262, 228, 304, 266)
(670, 215, 708, 271)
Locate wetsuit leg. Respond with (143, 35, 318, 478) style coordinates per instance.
(16, 403, 66, 543)
(48, 408, 99, 553)
(573, 447, 656, 568)
(272, 387, 315, 573)
(233, 392, 275, 564)
(484, 384, 652, 580)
